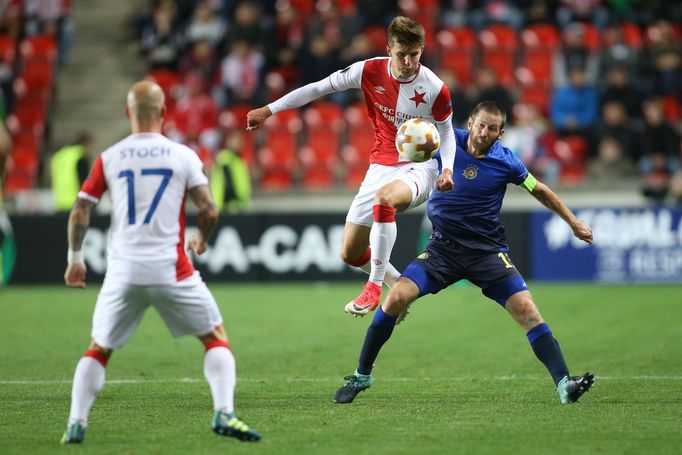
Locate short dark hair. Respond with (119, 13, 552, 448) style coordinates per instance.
(387, 16, 425, 48)
(470, 101, 507, 129)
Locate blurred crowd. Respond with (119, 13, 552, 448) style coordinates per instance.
(2, 0, 682, 205)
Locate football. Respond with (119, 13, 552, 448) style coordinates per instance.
(395, 118, 440, 163)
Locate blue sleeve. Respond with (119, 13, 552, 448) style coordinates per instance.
(508, 151, 529, 185)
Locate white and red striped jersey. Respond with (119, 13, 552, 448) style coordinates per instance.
(330, 57, 453, 166)
(78, 132, 208, 285)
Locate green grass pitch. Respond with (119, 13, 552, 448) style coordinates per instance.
(1, 282, 681, 454)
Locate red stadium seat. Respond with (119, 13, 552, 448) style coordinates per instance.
(3, 170, 36, 193)
(581, 23, 601, 51)
(479, 24, 517, 50)
(516, 49, 553, 85)
(342, 103, 372, 188)
(551, 135, 588, 185)
(258, 110, 301, 190)
(19, 34, 58, 63)
(0, 34, 16, 65)
(146, 69, 181, 110)
(20, 59, 54, 90)
(437, 27, 478, 85)
(518, 85, 552, 115)
(520, 24, 561, 51)
(364, 25, 387, 53)
(481, 50, 516, 87)
(603, 22, 644, 50)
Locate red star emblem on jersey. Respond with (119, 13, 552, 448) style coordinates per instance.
(409, 90, 426, 107)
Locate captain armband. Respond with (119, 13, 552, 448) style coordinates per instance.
(520, 173, 537, 193)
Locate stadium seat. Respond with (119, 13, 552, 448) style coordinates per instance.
(518, 85, 552, 115)
(437, 27, 478, 85)
(3, 169, 36, 194)
(146, 69, 181, 111)
(19, 34, 58, 63)
(551, 135, 588, 185)
(516, 49, 553, 85)
(20, 59, 54, 90)
(603, 22, 644, 50)
(581, 23, 602, 51)
(342, 103, 373, 188)
(479, 24, 518, 50)
(479, 25, 517, 87)
(8, 99, 47, 128)
(481, 50, 516, 87)
(257, 110, 301, 190)
(300, 101, 344, 189)
(364, 25, 388, 53)
(660, 95, 681, 121)
(520, 23, 561, 51)
(0, 34, 16, 65)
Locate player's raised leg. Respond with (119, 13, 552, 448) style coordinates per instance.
(505, 291, 594, 404)
(61, 343, 111, 444)
(199, 327, 261, 442)
(334, 277, 419, 403)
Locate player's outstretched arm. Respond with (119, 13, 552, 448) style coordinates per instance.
(65, 198, 95, 288)
(188, 184, 218, 255)
(530, 180, 593, 244)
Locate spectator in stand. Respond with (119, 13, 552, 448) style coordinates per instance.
(22, 0, 74, 64)
(439, 69, 468, 127)
(640, 152, 672, 202)
(502, 103, 559, 185)
(0, 0, 22, 38)
(669, 170, 682, 204)
(184, 0, 226, 49)
(169, 73, 220, 154)
(523, 0, 556, 27)
(555, 0, 609, 30)
(599, 66, 644, 121)
(224, 1, 273, 60)
(592, 100, 639, 161)
(140, 4, 184, 70)
(300, 35, 339, 85)
(600, 25, 641, 81)
(468, 0, 525, 31)
(179, 39, 219, 86)
(467, 67, 514, 123)
(642, 19, 682, 96)
(308, 0, 358, 54)
(585, 136, 637, 185)
(550, 66, 599, 140)
(219, 39, 265, 107)
(553, 22, 600, 88)
(638, 97, 681, 176)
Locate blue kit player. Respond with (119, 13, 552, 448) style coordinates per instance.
(333, 101, 595, 405)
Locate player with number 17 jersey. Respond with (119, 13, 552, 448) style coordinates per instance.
(78, 132, 207, 285)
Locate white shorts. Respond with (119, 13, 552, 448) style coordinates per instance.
(92, 272, 223, 349)
(346, 161, 439, 227)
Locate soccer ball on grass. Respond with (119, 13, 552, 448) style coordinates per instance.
(395, 118, 440, 163)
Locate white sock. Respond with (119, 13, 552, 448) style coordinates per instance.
(204, 346, 236, 414)
(67, 357, 105, 427)
(358, 261, 400, 287)
(368, 219, 397, 286)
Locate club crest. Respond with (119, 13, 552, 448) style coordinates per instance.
(417, 251, 429, 259)
(463, 166, 478, 179)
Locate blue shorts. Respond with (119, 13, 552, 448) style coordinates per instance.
(402, 233, 528, 307)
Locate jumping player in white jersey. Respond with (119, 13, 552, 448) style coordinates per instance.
(247, 16, 456, 316)
(60, 81, 261, 444)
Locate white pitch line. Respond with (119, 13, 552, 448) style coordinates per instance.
(1, 375, 682, 385)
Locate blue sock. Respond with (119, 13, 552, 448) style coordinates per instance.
(357, 307, 397, 375)
(527, 323, 569, 386)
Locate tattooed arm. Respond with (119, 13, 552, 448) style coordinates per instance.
(187, 184, 218, 255)
(64, 198, 95, 288)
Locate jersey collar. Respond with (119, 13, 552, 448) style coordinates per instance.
(386, 59, 420, 84)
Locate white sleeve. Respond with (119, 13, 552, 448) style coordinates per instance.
(436, 119, 456, 172)
(267, 60, 364, 114)
(186, 149, 209, 188)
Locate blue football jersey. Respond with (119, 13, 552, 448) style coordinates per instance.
(428, 128, 529, 252)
